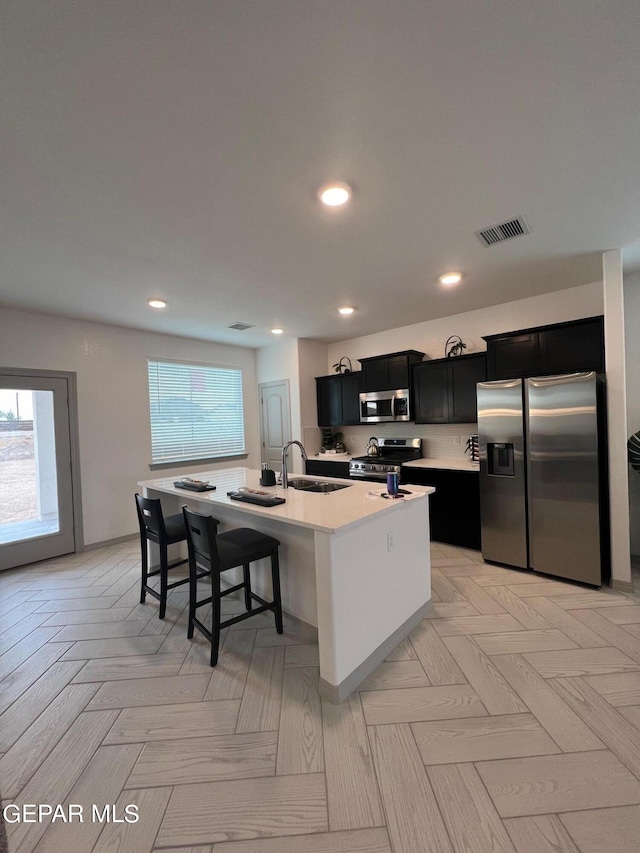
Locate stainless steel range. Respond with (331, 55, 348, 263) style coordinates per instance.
(349, 438, 422, 482)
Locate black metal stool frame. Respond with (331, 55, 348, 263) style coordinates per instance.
(135, 493, 207, 619)
(182, 506, 284, 666)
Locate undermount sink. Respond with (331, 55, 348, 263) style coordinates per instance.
(287, 478, 351, 493)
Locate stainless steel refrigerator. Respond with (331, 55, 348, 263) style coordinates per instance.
(477, 371, 609, 586)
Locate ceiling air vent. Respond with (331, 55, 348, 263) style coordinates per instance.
(227, 322, 255, 331)
(475, 216, 530, 247)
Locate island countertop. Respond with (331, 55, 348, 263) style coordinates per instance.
(138, 467, 433, 534)
(139, 466, 433, 702)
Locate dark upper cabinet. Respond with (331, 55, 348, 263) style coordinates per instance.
(484, 317, 604, 380)
(413, 353, 487, 424)
(413, 360, 449, 423)
(316, 376, 341, 427)
(486, 332, 540, 381)
(340, 371, 362, 424)
(540, 320, 605, 374)
(316, 372, 362, 427)
(361, 358, 387, 391)
(449, 354, 488, 422)
(359, 350, 424, 391)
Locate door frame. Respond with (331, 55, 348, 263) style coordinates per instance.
(0, 366, 84, 556)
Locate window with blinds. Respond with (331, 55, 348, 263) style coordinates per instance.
(148, 359, 245, 464)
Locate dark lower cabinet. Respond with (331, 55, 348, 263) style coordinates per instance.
(306, 459, 350, 479)
(405, 468, 481, 550)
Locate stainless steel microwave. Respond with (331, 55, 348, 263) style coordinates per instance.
(359, 389, 411, 423)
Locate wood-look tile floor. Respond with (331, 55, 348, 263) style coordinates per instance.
(2, 542, 640, 852)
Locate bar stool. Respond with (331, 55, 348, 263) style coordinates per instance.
(182, 506, 284, 666)
(135, 493, 197, 619)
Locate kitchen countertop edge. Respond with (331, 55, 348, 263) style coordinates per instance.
(139, 467, 434, 535)
(404, 457, 479, 472)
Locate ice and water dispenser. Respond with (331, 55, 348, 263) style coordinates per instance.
(487, 443, 515, 477)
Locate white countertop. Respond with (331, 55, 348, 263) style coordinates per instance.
(139, 467, 433, 534)
(404, 457, 480, 472)
(311, 453, 353, 461)
(312, 454, 480, 472)
(311, 454, 478, 471)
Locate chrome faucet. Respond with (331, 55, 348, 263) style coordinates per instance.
(281, 440, 308, 489)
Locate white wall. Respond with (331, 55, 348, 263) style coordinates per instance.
(603, 251, 632, 587)
(256, 338, 300, 441)
(298, 340, 329, 430)
(624, 271, 640, 556)
(327, 282, 604, 369)
(0, 308, 260, 546)
(256, 338, 329, 467)
(297, 339, 329, 457)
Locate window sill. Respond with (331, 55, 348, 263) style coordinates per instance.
(149, 453, 248, 471)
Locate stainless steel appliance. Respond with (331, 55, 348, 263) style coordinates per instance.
(359, 389, 411, 423)
(349, 437, 421, 481)
(477, 371, 609, 586)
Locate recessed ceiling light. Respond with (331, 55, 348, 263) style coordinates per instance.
(439, 272, 462, 286)
(147, 298, 167, 309)
(271, 328, 284, 335)
(319, 182, 351, 207)
(338, 306, 355, 315)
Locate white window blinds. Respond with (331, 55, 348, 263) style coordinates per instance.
(148, 360, 245, 464)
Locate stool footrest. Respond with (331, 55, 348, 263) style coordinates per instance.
(220, 603, 274, 628)
(190, 603, 275, 643)
(166, 575, 190, 591)
(248, 591, 270, 608)
(221, 581, 246, 597)
(146, 557, 189, 579)
(143, 586, 162, 603)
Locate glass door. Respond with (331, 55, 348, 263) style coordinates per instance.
(0, 374, 76, 570)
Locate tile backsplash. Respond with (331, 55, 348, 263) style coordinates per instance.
(303, 422, 477, 460)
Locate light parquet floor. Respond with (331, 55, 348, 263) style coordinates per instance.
(2, 540, 640, 852)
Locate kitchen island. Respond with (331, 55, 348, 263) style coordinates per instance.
(139, 467, 434, 702)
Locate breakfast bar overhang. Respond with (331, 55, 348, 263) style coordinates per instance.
(139, 468, 434, 702)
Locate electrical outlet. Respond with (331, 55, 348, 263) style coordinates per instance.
(453, 435, 460, 445)
(387, 531, 395, 551)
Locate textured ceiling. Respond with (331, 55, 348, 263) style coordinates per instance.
(2, 0, 640, 347)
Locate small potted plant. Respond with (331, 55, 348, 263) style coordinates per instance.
(332, 357, 353, 374)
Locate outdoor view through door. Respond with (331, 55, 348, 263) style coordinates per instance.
(0, 373, 76, 571)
